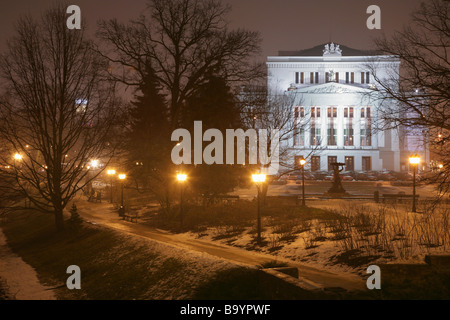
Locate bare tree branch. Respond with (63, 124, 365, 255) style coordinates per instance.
(0, 3, 121, 230)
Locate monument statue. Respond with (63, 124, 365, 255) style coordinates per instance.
(326, 162, 348, 195)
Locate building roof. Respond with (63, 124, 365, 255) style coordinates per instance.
(278, 43, 381, 57)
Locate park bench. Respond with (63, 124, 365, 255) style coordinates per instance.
(123, 213, 139, 223)
(381, 193, 419, 203)
(202, 194, 239, 205)
(216, 194, 239, 204)
(88, 192, 102, 203)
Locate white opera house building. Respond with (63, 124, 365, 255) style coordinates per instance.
(267, 43, 429, 173)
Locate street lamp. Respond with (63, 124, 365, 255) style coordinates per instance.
(118, 174, 126, 216)
(177, 173, 187, 182)
(13, 153, 23, 170)
(252, 173, 266, 244)
(299, 157, 307, 207)
(107, 169, 116, 203)
(409, 155, 420, 213)
(177, 173, 187, 226)
(177, 173, 187, 228)
(90, 159, 100, 169)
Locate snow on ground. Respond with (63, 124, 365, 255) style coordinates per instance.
(182, 225, 362, 278)
(175, 195, 450, 280)
(101, 230, 246, 300)
(0, 228, 56, 300)
(79, 181, 449, 289)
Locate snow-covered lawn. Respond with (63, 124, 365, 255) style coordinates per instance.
(173, 199, 450, 278)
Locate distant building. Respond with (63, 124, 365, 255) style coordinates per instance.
(267, 43, 429, 173)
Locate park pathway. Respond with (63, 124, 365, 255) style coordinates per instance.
(0, 228, 56, 300)
(74, 199, 366, 293)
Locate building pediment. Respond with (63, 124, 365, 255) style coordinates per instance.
(292, 82, 374, 94)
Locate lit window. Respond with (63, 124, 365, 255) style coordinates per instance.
(294, 128, 305, 146)
(311, 107, 320, 118)
(344, 128, 354, 146)
(310, 127, 321, 146)
(328, 128, 337, 146)
(344, 107, 354, 118)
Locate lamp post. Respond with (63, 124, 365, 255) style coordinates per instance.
(13, 153, 22, 169)
(118, 174, 126, 216)
(107, 169, 116, 203)
(177, 173, 187, 228)
(299, 157, 307, 207)
(409, 155, 420, 213)
(252, 173, 266, 245)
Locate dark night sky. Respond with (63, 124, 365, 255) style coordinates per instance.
(0, 0, 424, 60)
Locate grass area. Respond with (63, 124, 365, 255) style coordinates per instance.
(192, 268, 274, 299)
(1, 208, 357, 300)
(192, 267, 378, 300)
(150, 199, 345, 256)
(150, 198, 341, 234)
(194, 262, 450, 300)
(288, 181, 382, 194)
(0, 210, 233, 300)
(0, 277, 10, 300)
(381, 272, 450, 300)
(191, 267, 326, 300)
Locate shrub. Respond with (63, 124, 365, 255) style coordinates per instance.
(68, 203, 83, 229)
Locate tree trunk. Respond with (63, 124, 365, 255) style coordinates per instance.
(54, 208, 65, 231)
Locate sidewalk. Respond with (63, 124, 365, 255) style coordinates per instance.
(0, 228, 56, 300)
(74, 198, 366, 293)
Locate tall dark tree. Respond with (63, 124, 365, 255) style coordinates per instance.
(0, 3, 118, 231)
(183, 75, 242, 130)
(184, 75, 247, 198)
(127, 65, 170, 187)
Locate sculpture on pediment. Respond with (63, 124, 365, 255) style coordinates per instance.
(323, 42, 342, 56)
(328, 69, 335, 82)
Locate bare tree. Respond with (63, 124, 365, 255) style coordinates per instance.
(97, 0, 263, 129)
(367, 0, 449, 193)
(0, 4, 119, 231)
(238, 84, 323, 201)
(240, 84, 322, 171)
